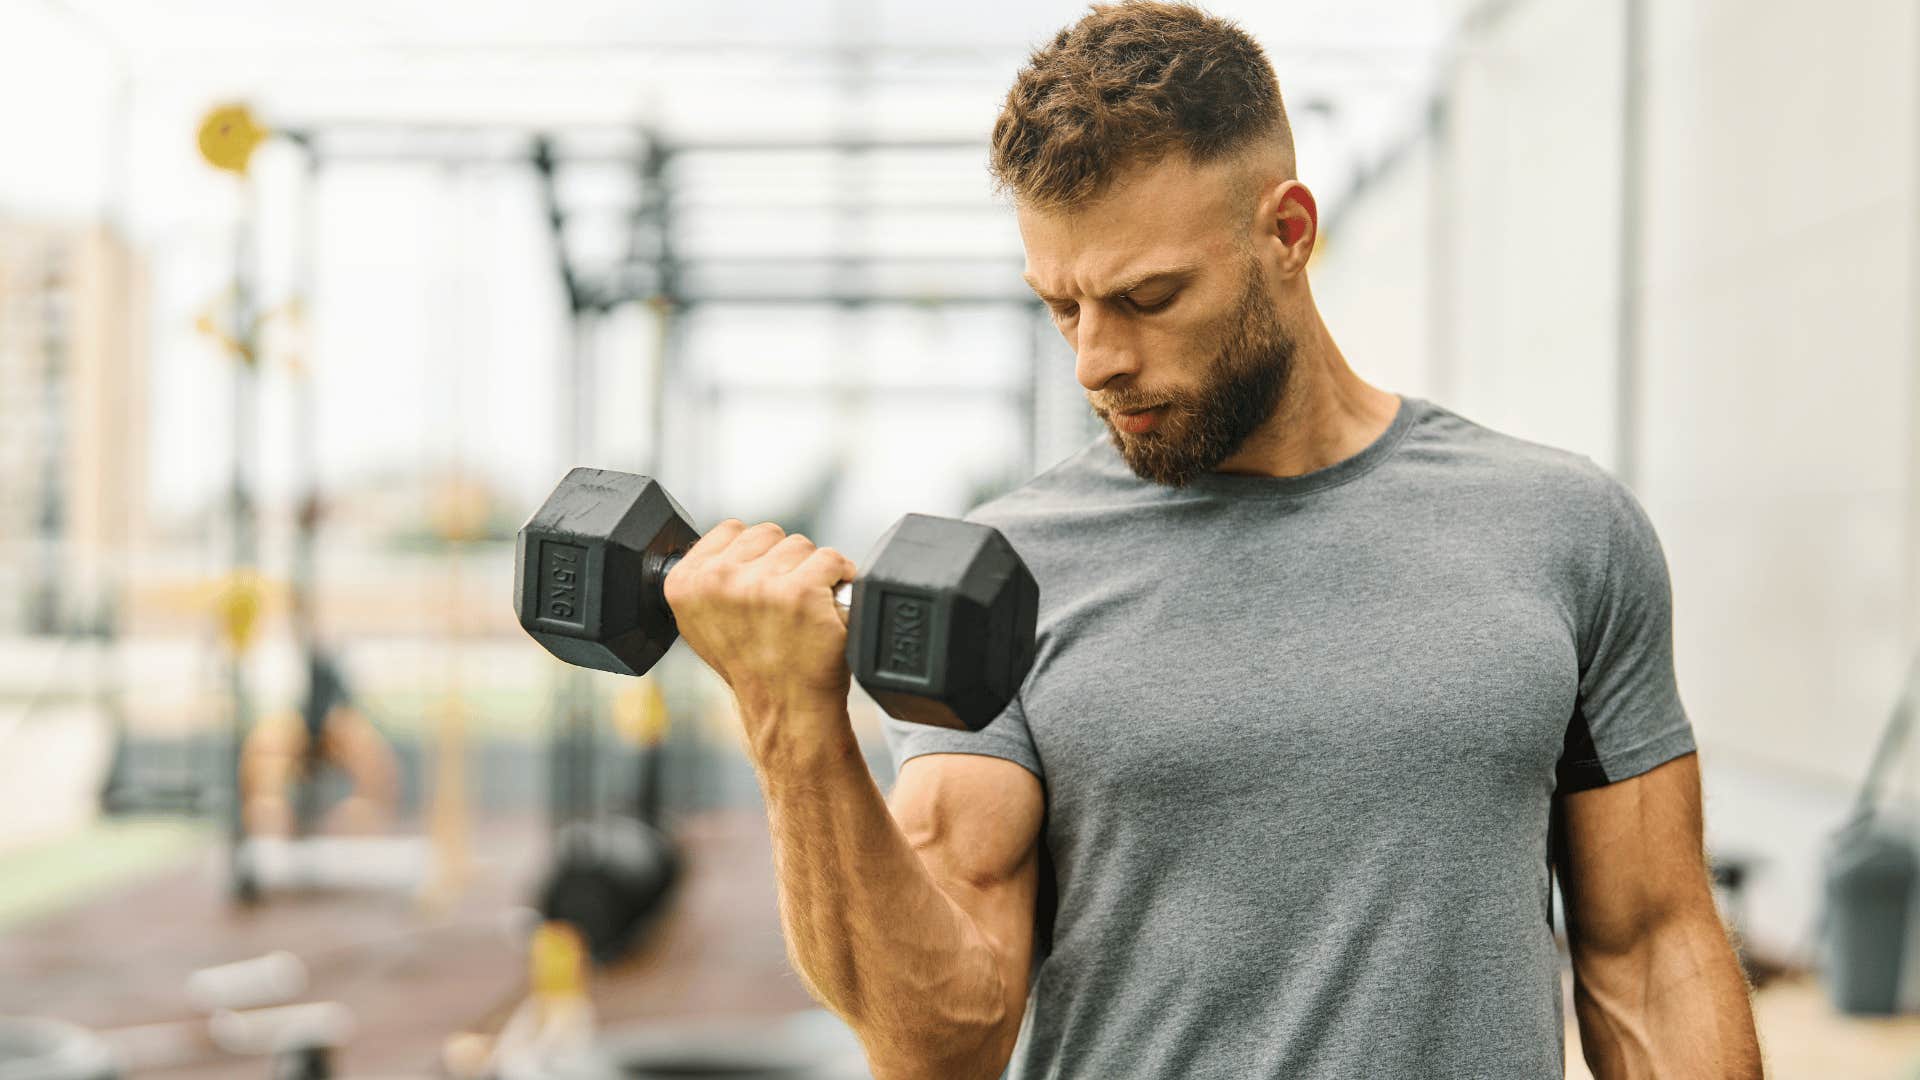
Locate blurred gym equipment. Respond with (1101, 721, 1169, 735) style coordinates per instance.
(538, 816, 679, 967)
(0, 998, 350, 1079)
(531, 1011, 870, 1080)
(197, 103, 270, 177)
(0, 1017, 114, 1080)
(194, 99, 273, 904)
(448, 920, 598, 1080)
(1823, 656, 1920, 1015)
(515, 468, 1039, 733)
(187, 107, 426, 908)
(532, 665, 681, 966)
(185, 951, 309, 1014)
(115, 952, 344, 1075)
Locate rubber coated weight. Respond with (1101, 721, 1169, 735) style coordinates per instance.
(538, 820, 679, 965)
(846, 514, 1038, 731)
(514, 468, 698, 677)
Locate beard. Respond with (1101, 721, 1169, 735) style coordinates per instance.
(1094, 261, 1296, 488)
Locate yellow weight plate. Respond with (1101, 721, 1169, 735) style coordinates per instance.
(215, 570, 265, 654)
(198, 103, 268, 175)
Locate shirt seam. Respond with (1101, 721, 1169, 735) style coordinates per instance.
(1183, 401, 1424, 501)
(1562, 719, 1693, 778)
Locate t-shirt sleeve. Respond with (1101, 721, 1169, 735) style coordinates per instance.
(881, 691, 1044, 783)
(1557, 477, 1697, 792)
(881, 501, 1047, 783)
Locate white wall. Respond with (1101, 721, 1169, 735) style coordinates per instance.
(1313, 138, 1438, 400)
(1637, 0, 1918, 786)
(1321, 0, 1919, 789)
(0, 6, 122, 222)
(1315, 0, 1920, 957)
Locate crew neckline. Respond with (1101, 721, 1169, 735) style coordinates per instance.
(1175, 394, 1422, 499)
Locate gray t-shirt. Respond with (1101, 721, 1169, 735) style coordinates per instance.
(883, 395, 1695, 1079)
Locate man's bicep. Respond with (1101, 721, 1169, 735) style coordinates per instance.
(888, 753, 1045, 988)
(1558, 751, 1716, 958)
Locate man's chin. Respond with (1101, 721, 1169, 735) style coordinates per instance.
(1107, 428, 1208, 487)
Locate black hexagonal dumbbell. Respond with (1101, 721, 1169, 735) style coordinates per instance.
(514, 467, 1039, 732)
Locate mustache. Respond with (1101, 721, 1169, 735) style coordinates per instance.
(1091, 395, 1170, 416)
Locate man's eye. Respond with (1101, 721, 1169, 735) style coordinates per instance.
(1127, 292, 1176, 313)
(1050, 302, 1079, 321)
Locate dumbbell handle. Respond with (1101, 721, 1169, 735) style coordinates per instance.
(656, 554, 854, 618)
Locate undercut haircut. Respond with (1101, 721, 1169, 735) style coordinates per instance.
(990, 1, 1295, 210)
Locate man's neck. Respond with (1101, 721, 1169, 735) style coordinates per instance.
(1213, 314, 1400, 479)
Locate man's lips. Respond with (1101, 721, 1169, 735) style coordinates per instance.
(1112, 405, 1166, 435)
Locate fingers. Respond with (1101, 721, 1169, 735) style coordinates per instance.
(791, 545, 858, 592)
(674, 518, 749, 576)
(667, 519, 850, 606)
(761, 532, 818, 575)
(717, 521, 788, 564)
(673, 519, 783, 578)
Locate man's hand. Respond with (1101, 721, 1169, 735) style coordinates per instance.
(661, 520, 860, 752)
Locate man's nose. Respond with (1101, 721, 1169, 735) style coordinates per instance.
(1073, 307, 1140, 393)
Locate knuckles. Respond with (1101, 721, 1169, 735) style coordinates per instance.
(705, 518, 748, 546)
(663, 524, 843, 621)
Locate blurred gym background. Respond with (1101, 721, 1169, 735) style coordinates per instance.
(1, 0, 1917, 1077)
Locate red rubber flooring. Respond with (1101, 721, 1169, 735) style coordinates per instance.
(0, 810, 817, 1078)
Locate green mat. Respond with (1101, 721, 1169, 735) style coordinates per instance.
(0, 819, 211, 931)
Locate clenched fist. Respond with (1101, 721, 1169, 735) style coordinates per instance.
(661, 519, 860, 727)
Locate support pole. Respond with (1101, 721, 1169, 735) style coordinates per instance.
(1902, 3, 1920, 803)
(226, 178, 263, 902)
(288, 139, 320, 643)
(1425, 94, 1457, 403)
(1613, 0, 1647, 487)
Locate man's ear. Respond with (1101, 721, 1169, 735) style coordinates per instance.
(1271, 181, 1318, 275)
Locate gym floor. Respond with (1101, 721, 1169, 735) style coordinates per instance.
(2, 806, 1916, 1078)
(0, 811, 819, 1079)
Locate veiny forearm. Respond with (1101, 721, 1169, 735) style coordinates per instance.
(1573, 911, 1763, 1079)
(748, 702, 1016, 1079)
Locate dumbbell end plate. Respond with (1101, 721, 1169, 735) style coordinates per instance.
(847, 514, 1038, 732)
(514, 468, 699, 677)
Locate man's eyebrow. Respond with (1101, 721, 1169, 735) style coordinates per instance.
(1100, 265, 1199, 299)
(1021, 264, 1200, 302)
(1020, 272, 1064, 302)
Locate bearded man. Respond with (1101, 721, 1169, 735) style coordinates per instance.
(661, 3, 1765, 1077)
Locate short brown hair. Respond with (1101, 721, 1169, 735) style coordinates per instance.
(989, 1, 1293, 209)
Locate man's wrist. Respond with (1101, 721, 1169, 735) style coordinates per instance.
(736, 694, 861, 774)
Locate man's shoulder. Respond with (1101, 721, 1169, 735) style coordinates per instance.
(1401, 398, 1627, 514)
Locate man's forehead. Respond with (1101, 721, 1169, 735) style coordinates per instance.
(1015, 153, 1250, 290)
(1029, 174, 1236, 284)
(1020, 154, 1239, 232)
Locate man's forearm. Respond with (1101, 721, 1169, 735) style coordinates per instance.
(748, 701, 1015, 1079)
(1574, 911, 1763, 1079)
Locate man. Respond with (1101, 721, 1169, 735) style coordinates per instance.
(662, 3, 1764, 1077)
(241, 613, 399, 838)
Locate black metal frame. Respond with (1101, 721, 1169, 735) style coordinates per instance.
(272, 119, 1050, 844)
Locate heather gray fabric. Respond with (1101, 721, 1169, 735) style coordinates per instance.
(882, 395, 1695, 1079)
